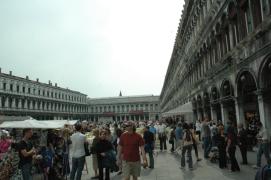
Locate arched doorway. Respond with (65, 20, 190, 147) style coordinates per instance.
(259, 57, 271, 129)
(220, 79, 236, 125)
(210, 86, 222, 123)
(236, 70, 259, 127)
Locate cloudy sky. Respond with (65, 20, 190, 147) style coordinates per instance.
(0, 0, 184, 98)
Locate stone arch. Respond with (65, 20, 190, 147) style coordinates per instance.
(220, 79, 234, 98)
(211, 86, 220, 101)
(258, 54, 271, 89)
(236, 68, 258, 97)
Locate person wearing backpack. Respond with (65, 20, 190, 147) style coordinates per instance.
(253, 123, 270, 169)
(180, 123, 193, 170)
(226, 122, 240, 172)
(255, 160, 271, 180)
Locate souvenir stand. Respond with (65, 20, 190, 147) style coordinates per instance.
(0, 119, 77, 180)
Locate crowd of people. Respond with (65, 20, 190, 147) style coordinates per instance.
(0, 116, 270, 180)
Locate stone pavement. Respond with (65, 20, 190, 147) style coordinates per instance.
(81, 145, 263, 180)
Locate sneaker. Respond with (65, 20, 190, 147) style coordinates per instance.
(252, 165, 260, 169)
(180, 166, 185, 170)
(189, 167, 193, 171)
(117, 171, 122, 175)
(197, 158, 202, 162)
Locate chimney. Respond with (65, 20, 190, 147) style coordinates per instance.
(9, 71, 12, 76)
(26, 76, 29, 80)
(55, 83, 57, 87)
(48, 80, 51, 85)
(36, 78, 39, 82)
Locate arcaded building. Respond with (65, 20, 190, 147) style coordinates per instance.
(0, 69, 88, 120)
(160, 0, 271, 129)
(0, 69, 160, 121)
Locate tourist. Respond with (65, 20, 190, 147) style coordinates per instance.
(149, 123, 157, 141)
(117, 121, 147, 180)
(18, 128, 36, 180)
(90, 129, 100, 179)
(202, 117, 212, 158)
(70, 124, 87, 180)
(180, 123, 193, 170)
(0, 131, 12, 159)
(237, 123, 248, 165)
(216, 125, 227, 169)
(226, 122, 240, 172)
(253, 123, 270, 169)
(157, 122, 167, 151)
(195, 120, 202, 141)
(96, 130, 114, 180)
(175, 123, 183, 153)
(169, 126, 176, 152)
(143, 126, 155, 169)
(189, 123, 202, 161)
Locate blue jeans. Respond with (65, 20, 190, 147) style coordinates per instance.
(70, 156, 85, 180)
(203, 137, 211, 158)
(21, 163, 32, 180)
(257, 143, 270, 167)
(148, 150, 154, 168)
(181, 144, 193, 168)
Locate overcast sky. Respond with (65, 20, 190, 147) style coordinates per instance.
(0, 0, 184, 98)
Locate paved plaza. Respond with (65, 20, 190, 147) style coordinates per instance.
(81, 146, 260, 180)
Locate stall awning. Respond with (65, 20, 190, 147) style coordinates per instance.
(162, 102, 193, 117)
(0, 119, 78, 129)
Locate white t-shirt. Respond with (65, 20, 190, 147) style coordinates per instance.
(157, 124, 166, 134)
(71, 132, 86, 158)
(196, 122, 201, 132)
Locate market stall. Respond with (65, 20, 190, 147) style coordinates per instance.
(0, 119, 78, 180)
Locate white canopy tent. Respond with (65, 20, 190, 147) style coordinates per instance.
(162, 102, 194, 121)
(0, 119, 78, 129)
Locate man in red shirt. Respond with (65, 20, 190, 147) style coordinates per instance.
(117, 121, 147, 180)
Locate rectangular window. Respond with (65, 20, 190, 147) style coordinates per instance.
(28, 88, 31, 94)
(23, 87, 25, 93)
(10, 84, 13, 91)
(17, 85, 19, 92)
(3, 83, 6, 90)
(245, 10, 253, 33)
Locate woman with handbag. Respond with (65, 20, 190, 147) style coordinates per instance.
(90, 129, 100, 179)
(189, 123, 202, 162)
(96, 130, 114, 180)
(169, 126, 176, 152)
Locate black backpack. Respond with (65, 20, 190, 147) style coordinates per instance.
(255, 165, 271, 180)
(185, 130, 192, 142)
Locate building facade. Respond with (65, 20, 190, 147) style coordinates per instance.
(0, 69, 160, 121)
(87, 95, 160, 122)
(160, 0, 271, 129)
(0, 69, 88, 120)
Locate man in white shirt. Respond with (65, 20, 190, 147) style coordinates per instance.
(253, 123, 270, 169)
(157, 122, 167, 151)
(70, 124, 87, 180)
(195, 120, 201, 141)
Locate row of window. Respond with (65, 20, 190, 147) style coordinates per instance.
(187, 0, 268, 87)
(0, 96, 87, 112)
(161, 0, 270, 110)
(1, 82, 86, 103)
(89, 103, 159, 113)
